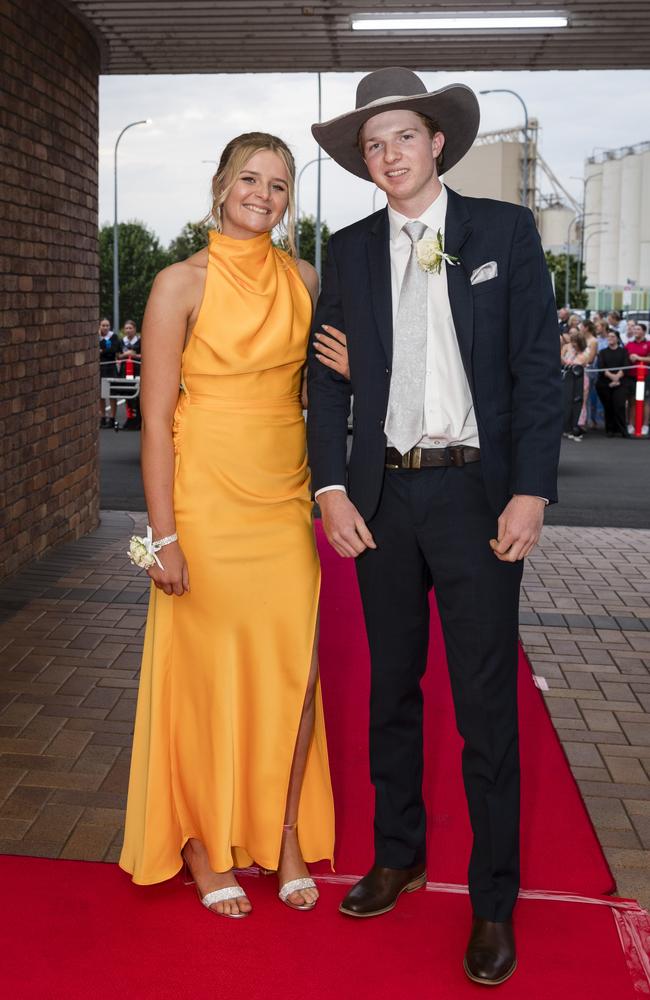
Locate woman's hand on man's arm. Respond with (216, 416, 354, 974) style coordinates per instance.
(314, 325, 350, 379)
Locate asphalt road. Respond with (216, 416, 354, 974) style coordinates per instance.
(100, 419, 650, 528)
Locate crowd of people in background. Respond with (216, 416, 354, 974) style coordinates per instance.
(559, 308, 650, 441)
(97, 307, 649, 442)
(98, 318, 142, 430)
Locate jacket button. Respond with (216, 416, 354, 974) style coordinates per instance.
(379, 419, 384, 428)
(385, 368, 389, 375)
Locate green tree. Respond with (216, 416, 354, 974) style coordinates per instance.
(294, 215, 331, 266)
(99, 221, 169, 331)
(167, 221, 211, 263)
(544, 251, 588, 310)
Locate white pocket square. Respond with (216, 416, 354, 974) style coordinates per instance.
(470, 261, 498, 285)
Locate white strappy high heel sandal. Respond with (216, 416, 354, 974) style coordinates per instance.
(277, 822, 318, 911)
(183, 858, 250, 919)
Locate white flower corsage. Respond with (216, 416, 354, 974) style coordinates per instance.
(416, 228, 460, 275)
(127, 525, 177, 571)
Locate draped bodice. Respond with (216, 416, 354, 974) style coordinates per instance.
(181, 230, 312, 404)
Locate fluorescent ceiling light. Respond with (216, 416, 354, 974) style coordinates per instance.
(352, 13, 569, 31)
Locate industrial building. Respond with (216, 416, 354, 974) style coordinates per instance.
(583, 142, 650, 312)
(444, 124, 579, 257)
(447, 133, 650, 311)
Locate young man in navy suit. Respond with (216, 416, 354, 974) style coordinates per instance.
(308, 68, 561, 986)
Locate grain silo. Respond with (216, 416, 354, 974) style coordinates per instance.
(597, 154, 622, 287)
(619, 152, 642, 285)
(539, 203, 576, 255)
(640, 150, 650, 287)
(584, 142, 650, 311)
(583, 162, 604, 289)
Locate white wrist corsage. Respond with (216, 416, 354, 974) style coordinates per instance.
(128, 525, 177, 571)
(416, 228, 460, 275)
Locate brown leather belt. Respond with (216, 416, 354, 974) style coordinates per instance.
(385, 445, 481, 470)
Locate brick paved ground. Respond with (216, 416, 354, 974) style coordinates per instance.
(518, 526, 650, 906)
(0, 512, 146, 865)
(0, 514, 649, 906)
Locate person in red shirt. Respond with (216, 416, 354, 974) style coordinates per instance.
(625, 322, 650, 434)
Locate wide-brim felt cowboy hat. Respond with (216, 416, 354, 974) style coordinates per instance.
(311, 67, 480, 182)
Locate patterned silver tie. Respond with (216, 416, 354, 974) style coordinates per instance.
(384, 221, 428, 455)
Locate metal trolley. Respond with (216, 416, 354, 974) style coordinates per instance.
(100, 359, 141, 432)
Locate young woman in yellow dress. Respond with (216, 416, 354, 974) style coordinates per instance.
(119, 133, 348, 917)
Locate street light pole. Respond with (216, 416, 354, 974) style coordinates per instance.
(570, 172, 602, 297)
(564, 214, 581, 308)
(584, 228, 608, 248)
(315, 73, 323, 281)
(113, 119, 150, 337)
(295, 155, 331, 258)
(480, 88, 529, 208)
(565, 212, 601, 308)
(583, 230, 608, 307)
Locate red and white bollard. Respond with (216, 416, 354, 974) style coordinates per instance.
(633, 361, 646, 438)
(125, 357, 135, 420)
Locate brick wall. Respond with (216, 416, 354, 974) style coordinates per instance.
(0, 0, 100, 578)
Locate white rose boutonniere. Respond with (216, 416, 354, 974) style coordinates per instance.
(128, 534, 158, 570)
(416, 228, 460, 275)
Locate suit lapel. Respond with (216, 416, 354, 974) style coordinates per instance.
(366, 209, 393, 364)
(444, 187, 474, 386)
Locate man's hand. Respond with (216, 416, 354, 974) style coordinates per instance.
(318, 490, 376, 558)
(490, 495, 546, 562)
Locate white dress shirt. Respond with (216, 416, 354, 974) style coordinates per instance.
(386, 185, 478, 452)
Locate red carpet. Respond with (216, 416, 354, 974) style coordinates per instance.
(3, 524, 648, 998)
(314, 523, 615, 896)
(1, 857, 648, 1000)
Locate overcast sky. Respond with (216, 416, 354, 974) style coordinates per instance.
(98, 70, 650, 246)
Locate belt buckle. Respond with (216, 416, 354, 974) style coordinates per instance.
(408, 447, 421, 470)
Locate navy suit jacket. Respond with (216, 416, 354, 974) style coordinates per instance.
(307, 186, 562, 521)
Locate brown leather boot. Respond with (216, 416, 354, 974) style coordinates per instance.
(339, 864, 427, 917)
(463, 916, 517, 985)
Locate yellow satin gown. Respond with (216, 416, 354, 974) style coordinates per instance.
(119, 231, 335, 884)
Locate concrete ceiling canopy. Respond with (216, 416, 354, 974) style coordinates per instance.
(62, 1, 650, 74)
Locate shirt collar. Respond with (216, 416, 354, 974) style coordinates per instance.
(387, 184, 448, 245)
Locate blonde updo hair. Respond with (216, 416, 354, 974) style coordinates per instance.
(206, 132, 297, 257)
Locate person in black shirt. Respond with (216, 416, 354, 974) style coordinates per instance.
(596, 329, 629, 437)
